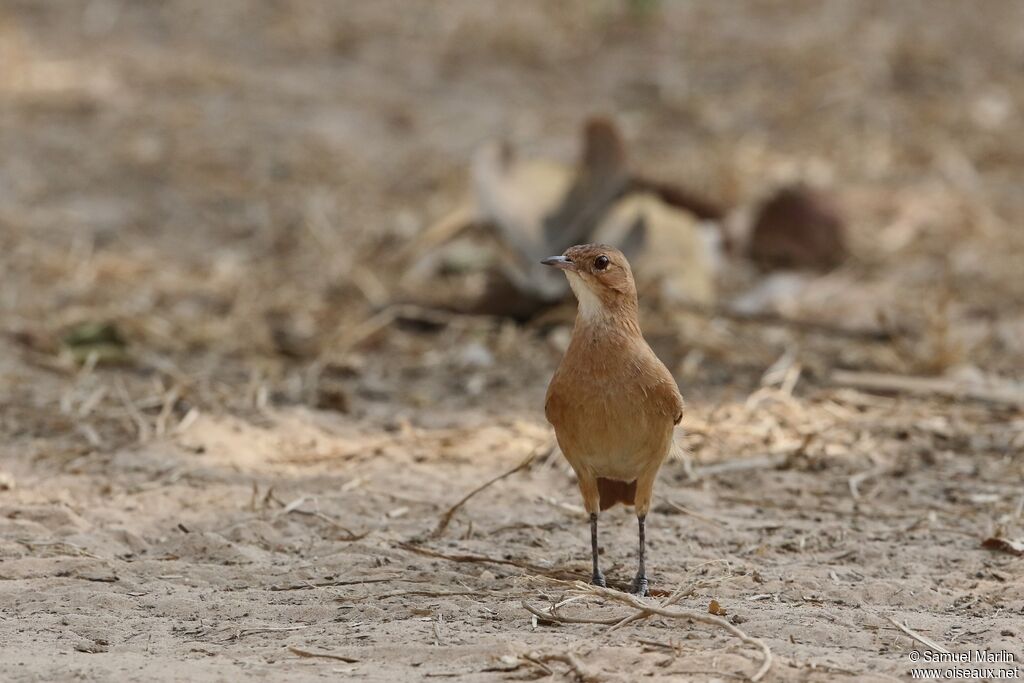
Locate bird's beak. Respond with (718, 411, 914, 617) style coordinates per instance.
(541, 255, 576, 272)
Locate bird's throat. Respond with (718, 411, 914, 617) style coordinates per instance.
(566, 273, 641, 335)
(567, 273, 605, 323)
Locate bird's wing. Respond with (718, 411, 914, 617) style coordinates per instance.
(543, 375, 564, 426)
(636, 344, 685, 426)
(658, 378, 685, 425)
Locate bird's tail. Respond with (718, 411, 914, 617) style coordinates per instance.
(597, 477, 636, 510)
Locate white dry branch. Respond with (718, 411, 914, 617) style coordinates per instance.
(523, 580, 772, 682)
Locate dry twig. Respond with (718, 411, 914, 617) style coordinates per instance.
(848, 459, 892, 500)
(432, 442, 549, 539)
(523, 601, 623, 626)
(271, 493, 371, 541)
(115, 377, 151, 442)
(590, 584, 771, 681)
(671, 302, 895, 342)
(288, 645, 359, 663)
(336, 589, 497, 603)
(523, 581, 772, 682)
(397, 542, 582, 581)
(269, 576, 404, 591)
(222, 624, 313, 641)
(886, 616, 951, 654)
(832, 370, 1024, 407)
(606, 576, 707, 632)
(692, 454, 789, 478)
(666, 500, 730, 528)
(326, 304, 494, 361)
(524, 652, 602, 683)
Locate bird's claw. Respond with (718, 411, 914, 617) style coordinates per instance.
(631, 575, 648, 597)
(591, 571, 606, 588)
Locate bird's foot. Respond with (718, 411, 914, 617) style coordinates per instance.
(630, 575, 648, 597)
(591, 571, 606, 588)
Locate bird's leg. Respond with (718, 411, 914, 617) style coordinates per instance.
(632, 471, 657, 596)
(631, 514, 648, 596)
(589, 513, 605, 587)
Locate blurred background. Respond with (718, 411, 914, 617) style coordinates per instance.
(3, 0, 1024, 427)
(2, 2, 1024, 679)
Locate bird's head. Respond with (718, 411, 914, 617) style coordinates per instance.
(541, 244, 638, 322)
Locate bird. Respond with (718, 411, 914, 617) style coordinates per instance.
(542, 243, 684, 596)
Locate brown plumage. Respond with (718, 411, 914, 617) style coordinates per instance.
(542, 244, 684, 595)
(596, 478, 637, 511)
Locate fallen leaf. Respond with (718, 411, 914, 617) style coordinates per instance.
(708, 599, 727, 616)
(981, 537, 1024, 556)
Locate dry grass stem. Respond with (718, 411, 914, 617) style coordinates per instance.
(670, 302, 896, 342)
(271, 493, 371, 541)
(432, 442, 549, 538)
(848, 461, 892, 500)
(524, 651, 602, 683)
(886, 616, 951, 654)
(832, 370, 1024, 407)
(525, 581, 772, 682)
(666, 500, 730, 528)
(692, 454, 789, 479)
(288, 645, 359, 663)
(336, 589, 498, 603)
(522, 601, 623, 626)
(398, 542, 582, 580)
(115, 377, 152, 442)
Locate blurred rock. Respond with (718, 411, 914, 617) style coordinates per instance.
(731, 272, 809, 315)
(747, 185, 847, 271)
(457, 342, 494, 369)
(407, 117, 723, 318)
(464, 373, 487, 395)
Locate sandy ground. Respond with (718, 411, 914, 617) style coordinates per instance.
(2, 2, 1024, 682)
(2, 397, 1023, 682)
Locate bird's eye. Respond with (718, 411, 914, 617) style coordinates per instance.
(594, 255, 610, 270)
